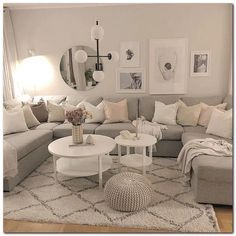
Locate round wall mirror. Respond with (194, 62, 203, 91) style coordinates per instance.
(60, 46, 102, 91)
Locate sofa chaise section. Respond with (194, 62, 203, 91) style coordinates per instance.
(4, 130, 53, 191)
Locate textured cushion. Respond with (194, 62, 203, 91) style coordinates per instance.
(180, 96, 223, 106)
(103, 99, 129, 124)
(198, 102, 227, 127)
(65, 96, 102, 106)
(177, 100, 201, 126)
(3, 109, 28, 135)
(152, 101, 178, 125)
(183, 126, 206, 134)
(95, 123, 136, 138)
(21, 104, 40, 128)
(47, 101, 65, 122)
(4, 130, 52, 160)
(206, 109, 232, 139)
(34, 122, 60, 130)
(53, 123, 100, 138)
(139, 95, 181, 121)
(103, 96, 138, 121)
(162, 125, 184, 140)
(30, 102, 48, 122)
(192, 155, 232, 183)
(181, 132, 232, 146)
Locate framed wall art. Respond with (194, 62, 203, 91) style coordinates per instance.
(191, 50, 210, 76)
(149, 38, 188, 94)
(120, 41, 140, 67)
(116, 68, 146, 93)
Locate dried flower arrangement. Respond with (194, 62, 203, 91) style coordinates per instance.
(66, 106, 92, 126)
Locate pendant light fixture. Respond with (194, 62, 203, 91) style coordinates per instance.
(74, 21, 119, 82)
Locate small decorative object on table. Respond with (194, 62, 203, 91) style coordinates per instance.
(66, 106, 92, 144)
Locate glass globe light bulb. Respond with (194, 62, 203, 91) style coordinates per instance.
(93, 70, 104, 82)
(74, 50, 88, 63)
(91, 25, 104, 40)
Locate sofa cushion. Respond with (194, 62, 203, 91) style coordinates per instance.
(180, 96, 223, 106)
(95, 123, 136, 138)
(53, 123, 100, 138)
(181, 132, 232, 146)
(34, 122, 60, 130)
(192, 155, 232, 183)
(4, 130, 53, 160)
(102, 96, 138, 121)
(139, 95, 181, 121)
(183, 126, 206, 134)
(162, 125, 184, 141)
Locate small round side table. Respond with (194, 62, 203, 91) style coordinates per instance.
(114, 134, 157, 175)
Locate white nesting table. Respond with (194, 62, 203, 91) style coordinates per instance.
(48, 135, 116, 188)
(115, 134, 157, 175)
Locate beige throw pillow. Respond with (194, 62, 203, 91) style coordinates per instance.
(103, 99, 129, 124)
(47, 101, 65, 122)
(198, 102, 227, 127)
(177, 100, 201, 126)
(22, 104, 40, 128)
(206, 109, 232, 139)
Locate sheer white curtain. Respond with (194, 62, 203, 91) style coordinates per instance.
(3, 8, 22, 101)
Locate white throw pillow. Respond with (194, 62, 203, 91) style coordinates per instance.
(206, 109, 232, 139)
(3, 109, 28, 135)
(198, 102, 227, 127)
(47, 101, 65, 122)
(152, 101, 178, 125)
(83, 101, 105, 123)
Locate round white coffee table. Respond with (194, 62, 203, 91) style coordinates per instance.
(48, 135, 116, 188)
(115, 134, 157, 175)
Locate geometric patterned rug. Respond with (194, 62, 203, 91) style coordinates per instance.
(4, 156, 220, 232)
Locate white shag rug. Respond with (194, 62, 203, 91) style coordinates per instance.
(4, 156, 220, 232)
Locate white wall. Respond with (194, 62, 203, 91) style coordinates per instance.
(10, 3, 232, 97)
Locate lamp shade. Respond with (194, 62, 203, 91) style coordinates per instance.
(74, 50, 88, 63)
(91, 24, 104, 40)
(108, 51, 119, 62)
(93, 70, 104, 82)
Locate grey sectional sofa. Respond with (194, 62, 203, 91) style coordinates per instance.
(3, 95, 233, 206)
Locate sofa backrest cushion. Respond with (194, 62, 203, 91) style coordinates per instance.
(180, 96, 223, 106)
(139, 95, 181, 121)
(33, 95, 66, 104)
(102, 96, 138, 121)
(65, 96, 102, 106)
(223, 95, 232, 110)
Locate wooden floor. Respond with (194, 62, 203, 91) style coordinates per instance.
(4, 205, 233, 233)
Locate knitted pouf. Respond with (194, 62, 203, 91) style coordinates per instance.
(104, 172, 153, 212)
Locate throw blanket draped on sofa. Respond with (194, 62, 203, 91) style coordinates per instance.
(4, 140, 18, 178)
(132, 119, 167, 140)
(177, 138, 232, 186)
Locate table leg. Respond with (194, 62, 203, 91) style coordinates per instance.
(118, 144, 121, 172)
(142, 147, 146, 176)
(127, 146, 130, 155)
(149, 145, 153, 175)
(53, 155, 58, 183)
(98, 155, 103, 189)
